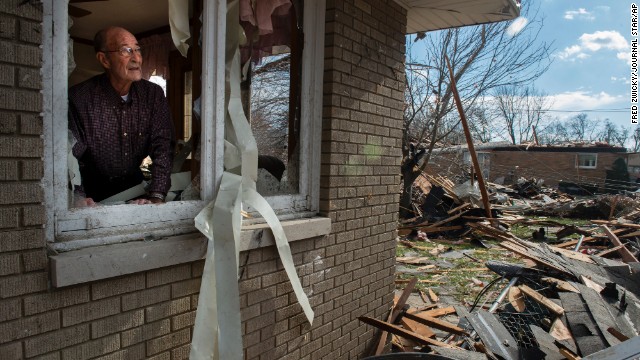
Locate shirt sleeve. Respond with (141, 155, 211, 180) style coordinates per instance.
(147, 85, 175, 195)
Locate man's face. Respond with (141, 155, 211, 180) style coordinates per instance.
(99, 28, 142, 89)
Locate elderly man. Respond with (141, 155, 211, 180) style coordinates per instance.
(69, 27, 175, 206)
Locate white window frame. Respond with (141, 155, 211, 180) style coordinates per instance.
(43, 0, 324, 248)
(576, 153, 597, 169)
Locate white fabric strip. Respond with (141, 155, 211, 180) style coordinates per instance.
(190, 0, 313, 358)
(169, 0, 191, 57)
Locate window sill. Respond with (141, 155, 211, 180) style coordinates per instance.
(49, 216, 331, 287)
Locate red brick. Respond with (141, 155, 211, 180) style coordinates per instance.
(146, 264, 191, 287)
(22, 204, 45, 226)
(146, 352, 170, 360)
(0, 342, 22, 359)
(121, 285, 170, 311)
(171, 310, 196, 331)
(171, 278, 200, 298)
(24, 324, 90, 358)
(62, 297, 121, 327)
(145, 297, 190, 322)
(145, 328, 190, 356)
(93, 343, 145, 360)
(0, 271, 48, 298)
(0, 298, 21, 322)
(24, 286, 89, 315)
(61, 334, 120, 359)
(91, 309, 144, 338)
(22, 249, 47, 272)
(0, 228, 44, 252)
(171, 344, 190, 360)
(0, 310, 59, 342)
(91, 273, 146, 300)
(0, 253, 20, 275)
(0, 207, 18, 228)
(121, 319, 170, 348)
(0, 181, 42, 204)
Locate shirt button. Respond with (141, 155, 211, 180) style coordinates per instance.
(125, 152, 128, 156)
(124, 132, 127, 136)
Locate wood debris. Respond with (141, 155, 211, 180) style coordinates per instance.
(372, 178, 640, 358)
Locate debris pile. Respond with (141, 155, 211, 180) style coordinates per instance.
(362, 205, 640, 359)
(402, 173, 640, 241)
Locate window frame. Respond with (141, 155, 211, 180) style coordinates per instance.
(575, 153, 597, 169)
(43, 0, 324, 247)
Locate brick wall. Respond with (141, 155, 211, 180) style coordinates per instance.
(427, 148, 628, 189)
(0, 1, 406, 359)
(489, 151, 626, 188)
(315, 0, 406, 358)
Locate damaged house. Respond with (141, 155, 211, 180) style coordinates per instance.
(0, 0, 518, 359)
(427, 143, 634, 193)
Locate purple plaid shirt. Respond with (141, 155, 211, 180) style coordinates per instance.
(69, 74, 174, 201)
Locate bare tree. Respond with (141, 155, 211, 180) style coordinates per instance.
(492, 85, 551, 144)
(538, 118, 569, 144)
(632, 127, 640, 152)
(250, 55, 291, 161)
(566, 113, 598, 142)
(400, 2, 553, 217)
(467, 103, 496, 143)
(598, 120, 629, 147)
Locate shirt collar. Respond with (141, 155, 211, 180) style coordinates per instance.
(99, 73, 137, 104)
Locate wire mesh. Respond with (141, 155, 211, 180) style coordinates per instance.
(496, 278, 552, 349)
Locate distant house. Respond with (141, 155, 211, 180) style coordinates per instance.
(629, 152, 640, 183)
(427, 143, 631, 191)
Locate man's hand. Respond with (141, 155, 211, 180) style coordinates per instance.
(74, 196, 96, 208)
(127, 194, 165, 205)
(127, 198, 163, 205)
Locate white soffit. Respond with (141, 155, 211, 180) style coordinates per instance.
(396, 0, 520, 34)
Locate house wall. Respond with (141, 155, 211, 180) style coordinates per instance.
(0, 1, 405, 359)
(489, 151, 627, 188)
(426, 148, 628, 189)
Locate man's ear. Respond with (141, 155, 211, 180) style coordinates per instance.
(96, 52, 110, 69)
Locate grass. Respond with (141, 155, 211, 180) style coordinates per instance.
(396, 238, 525, 304)
(395, 215, 594, 306)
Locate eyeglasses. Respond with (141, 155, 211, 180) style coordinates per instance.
(101, 46, 142, 57)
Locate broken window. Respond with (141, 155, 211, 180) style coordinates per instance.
(44, 0, 324, 245)
(576, 153, 597, 169)
(44, 0, 222, 244)
(240, 0, 303, 196)
(463, 151, 491, 179)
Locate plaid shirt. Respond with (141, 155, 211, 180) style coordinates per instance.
(69, 74, 174, 201)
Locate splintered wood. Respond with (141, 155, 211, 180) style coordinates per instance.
(387, 183, 640, 358)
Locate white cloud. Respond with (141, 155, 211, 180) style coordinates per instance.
(617, 52, 631, 66)
(579, 31, 627, 51)
(556, 30, 629, 62)
(564, 8, 595, 20)
(546, 91, 623, 111)
(557, 45, 583, 60)
(506, 17, 528, 37)
(611, 76, 631, 84)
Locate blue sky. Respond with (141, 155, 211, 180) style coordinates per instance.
(532, 1, 633, 130)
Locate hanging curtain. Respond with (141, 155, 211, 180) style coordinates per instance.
(239, 0, 298, 64)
